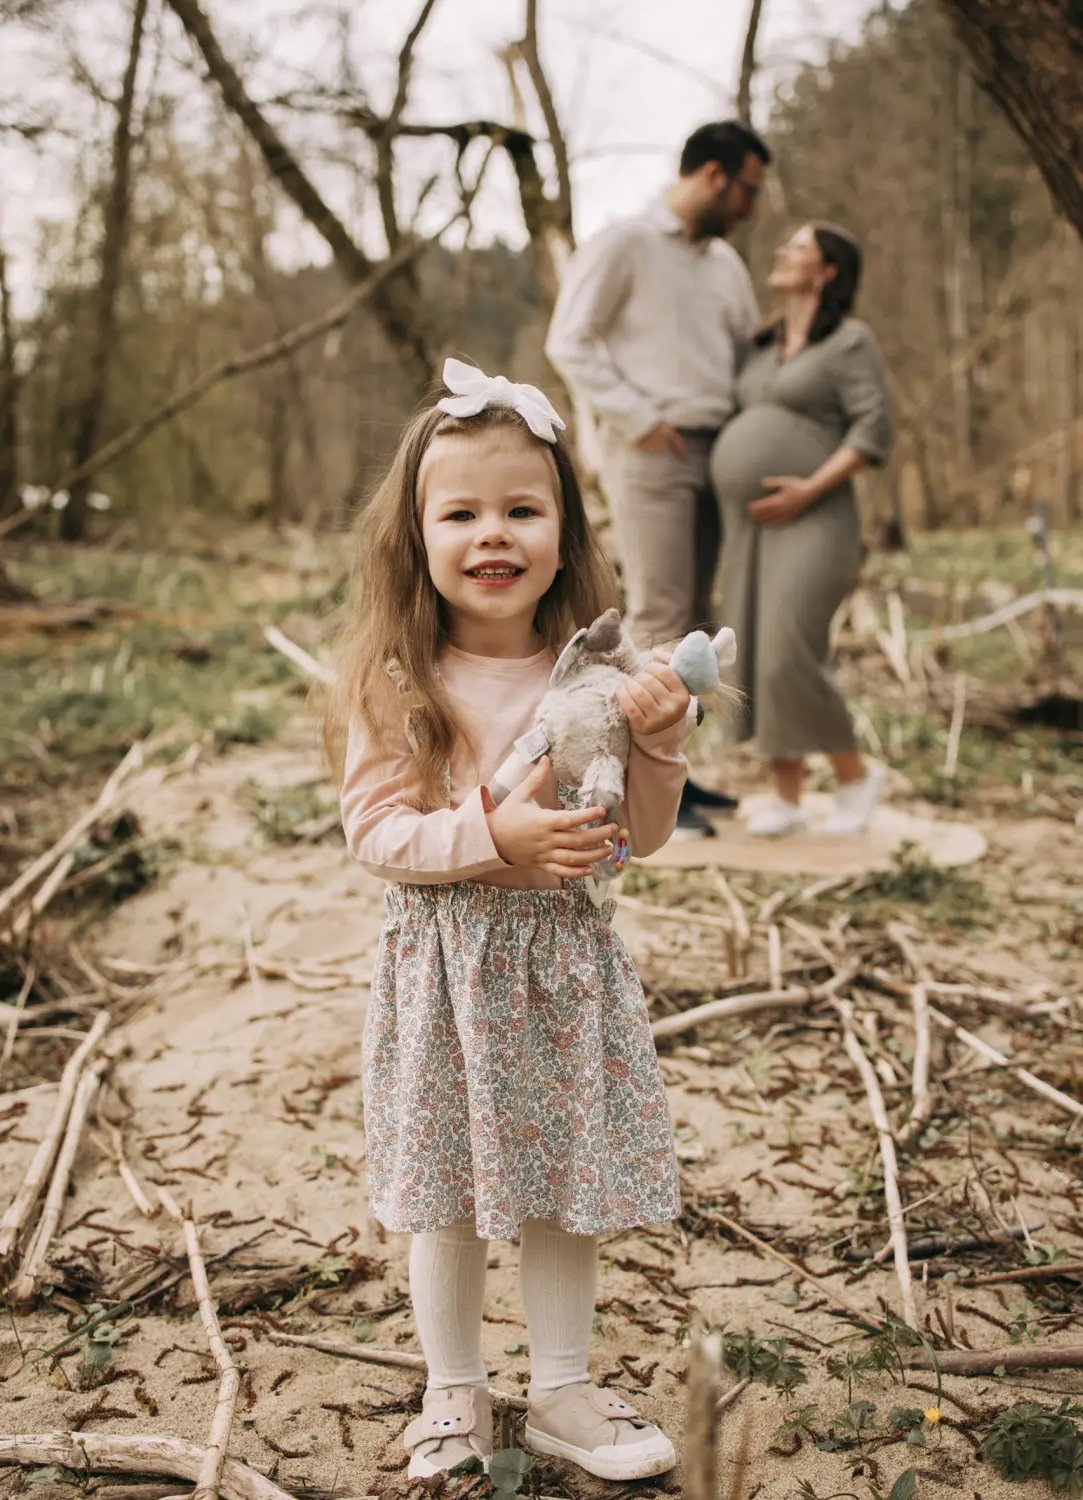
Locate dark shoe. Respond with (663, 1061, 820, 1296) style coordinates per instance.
(672, 802, 716, 840)
(683, 779, 739, 814)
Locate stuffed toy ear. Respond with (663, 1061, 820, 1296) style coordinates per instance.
(712, 626, 737, 668)
(670, 631, 719, 695)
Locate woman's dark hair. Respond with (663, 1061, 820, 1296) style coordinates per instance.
(808, 223, 862, 343)
(756, 221, 863, 347)
(679, 120, 771, 178)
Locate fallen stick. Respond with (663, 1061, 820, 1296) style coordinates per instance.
(105, 1122, 157, 1218)
(943, 672, 968, 776)
(917, 587, 1083, 643)
(617, 893, 736, 937)
(901, 1343, 1083, 1376)
(714, 873, 750, 975)
(0, 743, 143, 925)
(262, 625, 336, 688)
(898, 984, 932, 1150)
(265, 1330, 528, 1410)
(767, 926, 783, 991)
(684, 1330, 723, 1500)
(842, 1224, 1042, 1265)
(838, 1000, 917, 1329)
(159, 1190, 239, 1500)
(650, 987, 812, 1040)
(930, 1005, 1083, 1120)
(0, 1010, 110, 1261)
(0, 1434, 314, 1500)
(696, 1209, 880, 1328)
(968, 1261, 1083, 1287)
(717, 1375, 751, 1414)
(9, 1057, 108, 1306)
(1, 962, 35, 1067)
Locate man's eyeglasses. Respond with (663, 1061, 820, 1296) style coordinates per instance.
(734, 177, 760, 202)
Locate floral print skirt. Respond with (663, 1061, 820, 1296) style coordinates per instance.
(362, 881, 681, 1240)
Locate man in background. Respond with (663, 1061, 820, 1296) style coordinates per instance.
(546, 119, 770, 836)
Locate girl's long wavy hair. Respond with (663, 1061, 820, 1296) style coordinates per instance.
(322, 401, 618, 809)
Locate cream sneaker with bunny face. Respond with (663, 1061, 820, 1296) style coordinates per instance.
(404, 1385, 492, 1478)
(524, 1381, 676, 1480)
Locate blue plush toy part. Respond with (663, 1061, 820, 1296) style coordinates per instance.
(670, 626, 736, 696)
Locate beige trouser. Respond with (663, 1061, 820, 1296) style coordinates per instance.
(599, 428, 720, 648)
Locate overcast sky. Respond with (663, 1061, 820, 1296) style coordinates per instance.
(0, 0, 882, 313)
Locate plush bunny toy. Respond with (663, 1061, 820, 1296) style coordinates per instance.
(488, 608, 737, 899)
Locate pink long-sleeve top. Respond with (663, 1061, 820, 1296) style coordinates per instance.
(341, 644, 691, 889)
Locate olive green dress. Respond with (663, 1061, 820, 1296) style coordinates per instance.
(709, 318, 892, 759)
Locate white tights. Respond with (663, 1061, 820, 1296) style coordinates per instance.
(409, 1217, 598, 1396)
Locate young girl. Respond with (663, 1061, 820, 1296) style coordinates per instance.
(327, 361, 693, 1483)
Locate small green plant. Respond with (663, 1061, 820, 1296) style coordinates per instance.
(717, 1327, 808, 1394)
(981, 1401, 1083, 1493)
(305, 1254, 350, 1285)
(83, 1317, 124, 1371)
(488, 1447, 535, 1497)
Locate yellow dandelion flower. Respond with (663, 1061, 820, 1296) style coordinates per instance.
(924, 1406, 941, 1424)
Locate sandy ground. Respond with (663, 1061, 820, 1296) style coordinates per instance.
(2, 724, 1082, 1499)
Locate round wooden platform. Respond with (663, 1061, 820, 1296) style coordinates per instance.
(639, 793, 987, 876)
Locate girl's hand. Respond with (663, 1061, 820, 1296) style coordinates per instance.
(747, 475, 816, 525)
(615, 661, 690, 735)
(485, 758, 617, 879)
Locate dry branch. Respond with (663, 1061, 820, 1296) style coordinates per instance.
(902, 1343, 1083, 1376)
(694, 1209, 880, 1327)
(650, 987, 812, 1040)
(917, 588, 1083, 642)
(1, 962, 34, 1066)
(0, 742, 143, 926)
(839, 1000, 917, 1328)
(9, 1056, 108, 1306)
(969, 1261, 1083, 1286)
(684, 1330, 723, 1500)
(158, 1190, 239, 1500)
(899, 984, 932, 1149)
(0, 1010, 110, 1262)
(163, 0, 430, 384)
(931, 1005, 1083, 1120)
(943, 672, 968, 776)
(0, 1435, 308, 1500)
(105, 1122, 157, 1218)
(262, 625, 336, 686)
(265, 1330, 527, 1409)
(48, 242, 421, 498)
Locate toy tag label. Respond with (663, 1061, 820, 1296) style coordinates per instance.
(514, 725, 550, 762)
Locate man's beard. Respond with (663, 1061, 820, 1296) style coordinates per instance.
(696, 205, 736, 239)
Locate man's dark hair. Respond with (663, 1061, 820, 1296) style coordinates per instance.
(679, 121, 771, 178)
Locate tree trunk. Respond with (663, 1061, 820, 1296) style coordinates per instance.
(940, 51, 974, 484)
(936, 1, 1083, 240)
(736, 0, 766, 128)
(0, 244, 18, 518)
(61, 0, 148, 542)
(163, 0, 432, 390)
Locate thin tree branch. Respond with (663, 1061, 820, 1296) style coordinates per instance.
(737, 0, 766, 127)
(47, 236, 425, 498)
(376, 0, 441, 250)
(519, 0, 573, 245)
(162, 0, 432, 383)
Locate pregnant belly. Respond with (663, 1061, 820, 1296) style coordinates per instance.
(710, 404, 838, 507)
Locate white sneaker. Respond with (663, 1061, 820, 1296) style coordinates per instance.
(746, 798, 807, 838)
(823, 762, 885, 836)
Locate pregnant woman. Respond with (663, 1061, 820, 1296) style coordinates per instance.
(710, 223, 892, 837)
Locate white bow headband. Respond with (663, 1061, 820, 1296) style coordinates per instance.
(437, 357, 567, 444)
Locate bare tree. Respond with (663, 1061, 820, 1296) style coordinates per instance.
(940, 51, 974, 476)
(937, 0, 1083, 240)
(737, 0, 766, 127)
(163, 0, 436, 389)
(0, 244, 18, 518)
(61, 0, 149, 542)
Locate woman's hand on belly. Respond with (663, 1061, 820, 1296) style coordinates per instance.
(747, 474, 817, 526)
